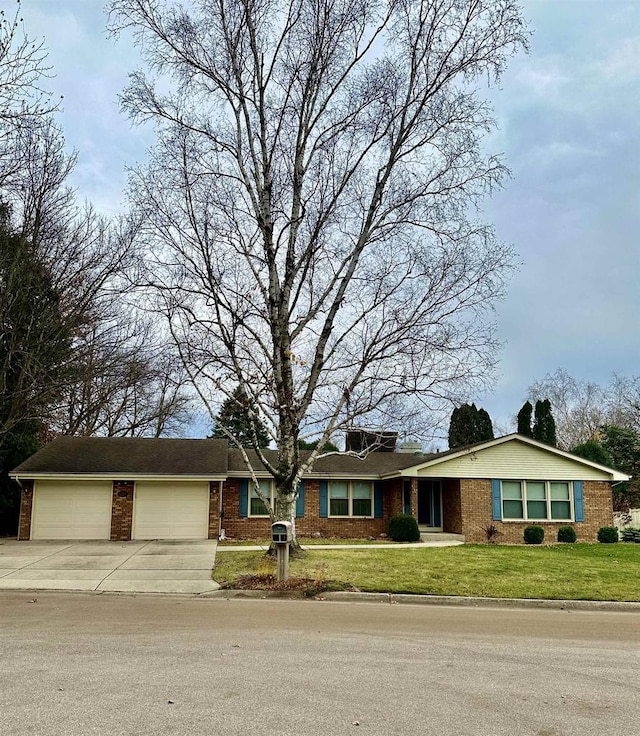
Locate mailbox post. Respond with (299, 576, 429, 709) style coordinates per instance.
(271, 521, 293, 582)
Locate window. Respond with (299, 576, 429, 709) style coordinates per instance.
(329, 481, 373, 517)
(501, 481, 572, 521)
(249, 480, 274, 516)
(550, 482, 571, 520)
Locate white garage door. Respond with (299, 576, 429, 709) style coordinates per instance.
(132, 482, 210, 539)
(31, 481, 113, 540)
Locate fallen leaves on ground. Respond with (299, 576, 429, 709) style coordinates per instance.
(222, 573, 356, 595)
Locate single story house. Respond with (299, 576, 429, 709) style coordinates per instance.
(11, 433, 627, 543)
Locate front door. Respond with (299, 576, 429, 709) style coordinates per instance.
(417, 480, 442, 530)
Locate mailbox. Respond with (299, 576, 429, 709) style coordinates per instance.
(272, 521, 293, 544)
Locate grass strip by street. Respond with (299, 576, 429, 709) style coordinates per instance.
(212, 543, 640, 601)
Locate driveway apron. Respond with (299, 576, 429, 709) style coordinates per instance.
(0, 540, 219, 594)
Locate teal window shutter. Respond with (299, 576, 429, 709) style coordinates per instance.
(374, 481, 383, 518)
(434, 487, 442, 527)
(574, 481, 584, 522)
(491, 479, 502, 521)
(296, 482, 305, 518)
(403, 480, 412, 515)
(319, 481, 328, 518)
(239, 479, 249, 518)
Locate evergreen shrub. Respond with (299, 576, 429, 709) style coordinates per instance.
(597, 526, 619, 544)
(557, 526, 576, 543)
(523, 525, 544, 544)
(388, 514, 421, 543)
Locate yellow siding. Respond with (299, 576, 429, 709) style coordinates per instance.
(416, 440, 612, 480)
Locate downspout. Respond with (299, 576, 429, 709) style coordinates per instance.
(218, 479, 224, 540)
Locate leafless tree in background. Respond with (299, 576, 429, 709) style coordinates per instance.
(0, 15, 192, 441)
(529, 368, 640, 449)
(0, 1, 61, 188)
(109, 0, 528, 536)
(53, 317, 193, 438)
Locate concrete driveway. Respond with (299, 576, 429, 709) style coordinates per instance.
(0, 539, 219, 594)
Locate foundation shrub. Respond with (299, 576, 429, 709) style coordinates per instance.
(388, 514, 420, 543)
(557, 526, 577, 543)
(597, 526, 619, 544)
(523, 525, 544, 545)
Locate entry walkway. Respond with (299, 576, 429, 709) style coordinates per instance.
(216, 534, 464, 553)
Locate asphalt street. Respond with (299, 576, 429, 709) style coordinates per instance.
(2, 593, 640, 736)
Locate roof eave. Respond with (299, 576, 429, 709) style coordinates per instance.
(11, 472, 228, 482)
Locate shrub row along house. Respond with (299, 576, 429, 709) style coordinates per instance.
(12, 434, 627, 543)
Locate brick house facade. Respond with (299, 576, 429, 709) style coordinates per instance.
(13, 434, 625, 543)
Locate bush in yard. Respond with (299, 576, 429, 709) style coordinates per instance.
(620, 528, 640, 543)
(597, 526, 619, 544)
(388, 514, 421, 543)
(557, 526, 577, 543)
(523, 525, 544, 544)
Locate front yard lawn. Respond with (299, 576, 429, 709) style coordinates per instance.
(212, 544, 640, 601)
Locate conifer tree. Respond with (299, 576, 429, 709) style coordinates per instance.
(517, 401, 533, 437)
(477, 408, 494, 442)
(210, 386, 271, 448)
(533, 399, 557, 446)
(448, 403, 494, 449)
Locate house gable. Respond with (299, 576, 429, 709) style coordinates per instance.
(397, 436, 626, 481)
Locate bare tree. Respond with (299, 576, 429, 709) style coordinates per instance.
(608, 374, 640, 434)
(528, 369, 608, 449)
(0, 7, 194, 444)
(529, 368, 640, 449)
(0, 1, 61, 189)
(109, 0, 528, 541)
(53, 316, 193, 438)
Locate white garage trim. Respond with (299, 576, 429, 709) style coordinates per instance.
(132, 481, 210, 540)
(31, 480, 113, 540)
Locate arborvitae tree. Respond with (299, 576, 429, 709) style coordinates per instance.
(477, 408, 494, 442)
(533, 399, 557, 446)
(448, 403, 494, 449)
(210, 386, 271, 448)
(517, 400, 533, 437)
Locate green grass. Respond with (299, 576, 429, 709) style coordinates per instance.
(212, 543, 640, 601)
(217, 537, 391, 546)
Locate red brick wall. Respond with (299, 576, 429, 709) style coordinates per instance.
(459, 478, 614, 543)
(441, 478, 462, 534)
(110, 481, 133, 541)
(220, 478, 401, 540)
(208, 481, 220, 539)
(409, 478, 418, 517)
(384, 478, 405, 519)
(17, 481, 34, 540)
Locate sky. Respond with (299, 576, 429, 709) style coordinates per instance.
(12, 0, 640, 436)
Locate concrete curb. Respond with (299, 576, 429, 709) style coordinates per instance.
(203, 588, 640, 611)
(319, 591, 640, 611)
(4, 586, 640, 611)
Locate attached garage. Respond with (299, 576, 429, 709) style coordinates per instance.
(132, 481, 210, 540)
(31, 480, 113, 540)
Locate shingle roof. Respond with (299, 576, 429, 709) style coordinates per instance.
(227, 448, 435, 475)
(12, 437, 229, 476)
(12, 435, 435, 477)
(11, 433, 627, 481)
